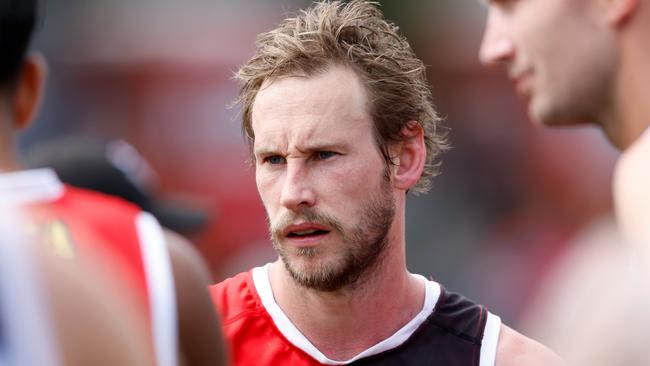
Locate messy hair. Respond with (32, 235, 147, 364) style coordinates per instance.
(0, 0, 37, 91)
(236, 0, 448, 193)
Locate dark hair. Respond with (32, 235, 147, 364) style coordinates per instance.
(236, 0, 448, 193)
(0, 0, 37, 90)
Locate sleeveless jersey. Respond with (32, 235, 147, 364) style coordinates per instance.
(0, 169, 177, 366)
(210, 263, 502, 366)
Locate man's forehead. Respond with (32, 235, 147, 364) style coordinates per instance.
(253, 111, 372, 140)
(253, 68, 370, 122)
(252, 104, 374, 155)
(252, 123, 368, 160)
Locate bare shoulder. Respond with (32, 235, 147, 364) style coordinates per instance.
(164, 229, 212, 284)
(495, 325, 565, 366)
(43, 249, 153, 366)
(614, 133, 650, 246)
(163, 229, 228, 366)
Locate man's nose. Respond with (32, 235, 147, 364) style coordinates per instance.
(279, 162, 316, 211)
(479, 10, 515, 67)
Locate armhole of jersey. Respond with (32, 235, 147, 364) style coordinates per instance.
(479, 312, 501, 366)
(136, 212, 178, 366)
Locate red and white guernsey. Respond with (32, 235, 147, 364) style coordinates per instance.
(210, 263, 502, 366)
(0, 169, 178, 366)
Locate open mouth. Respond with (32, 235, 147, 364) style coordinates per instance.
(287, 228, 330, 238)
(281, 223, 332, 245)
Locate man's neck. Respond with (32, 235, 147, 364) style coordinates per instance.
(607, 29, 650, 150)
(0, 150, 21, 172)
(0, 124, 20, 171)
(268, 244, 424, 361)
(612, 86, 650, 150)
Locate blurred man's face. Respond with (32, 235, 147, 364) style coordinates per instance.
(479, 0, 617, 126)
(251, 65, 395, 292)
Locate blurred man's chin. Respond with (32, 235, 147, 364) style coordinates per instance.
(530, 102, 589, 128)
(535, 115, 593, 128)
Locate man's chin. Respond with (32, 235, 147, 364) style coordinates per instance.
(283, 254, 334, 279)
(530, 103, 592, 128)
(282, 256, 353, 292)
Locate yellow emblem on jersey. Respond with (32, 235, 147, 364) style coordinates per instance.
(26, 219, 77, 259)
(47, 220, 76, 259)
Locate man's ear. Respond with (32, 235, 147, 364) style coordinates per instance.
(392, 121, 426, 191)
(12, 53, 47, 130)
(599, 0, 638, 26)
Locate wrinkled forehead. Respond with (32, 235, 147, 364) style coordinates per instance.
(251, 65, 376, 148)
(253, 65, 371, 122)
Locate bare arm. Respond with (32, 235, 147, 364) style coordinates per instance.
(495, 325, 565, 366)
(164, 230, 227, 366)
(43, 250, 154, 366)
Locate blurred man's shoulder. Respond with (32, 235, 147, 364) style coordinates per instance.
(58, 185, 141, 215)
(496, 325, 565, 366)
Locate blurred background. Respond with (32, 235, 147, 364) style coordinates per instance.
(24, 0, 619, 330)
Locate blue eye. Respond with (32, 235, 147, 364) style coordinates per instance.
(316, 151, 336, 160)
(265, 155, 286, 165)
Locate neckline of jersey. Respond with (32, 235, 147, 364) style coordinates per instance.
(0, 168, 64, 206)
(252, 263, 441, 365)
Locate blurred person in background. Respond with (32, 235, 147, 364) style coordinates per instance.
(478, 0, 650, 250)
(24, 136, 209, 236)
(478, 0, 650, 363)
(0, 0, 225, 365)
(516, 217, 650, 365)
(0, 210, 153, 366)
(210, 1, 561, 365)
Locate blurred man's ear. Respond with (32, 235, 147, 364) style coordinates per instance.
(601, 0, 638, 26)
(12, 53, 47, 130)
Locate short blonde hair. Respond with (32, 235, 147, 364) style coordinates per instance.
(236, 0, 448, 193)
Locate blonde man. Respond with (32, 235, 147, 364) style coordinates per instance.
(210, 1, 561, 365)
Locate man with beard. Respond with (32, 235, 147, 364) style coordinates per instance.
(478, 0, 650, 248)
(209, 1, 561, 365)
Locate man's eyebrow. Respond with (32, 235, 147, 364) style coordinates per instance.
(254, 142, 349, 157)
(301, 142, 348, 152)
(253, 146, 279, 157)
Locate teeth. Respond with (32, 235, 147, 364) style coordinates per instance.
(292, 229, 319, 236)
